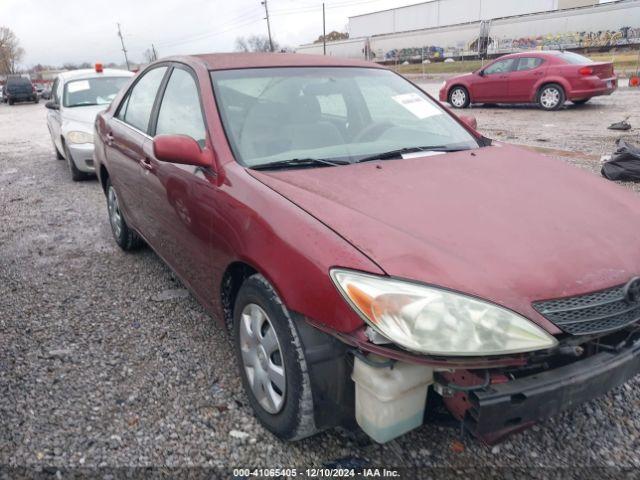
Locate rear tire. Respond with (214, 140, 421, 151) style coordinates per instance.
(106, 178, 144, 251)
(538, 84, 565, 111)
(233, 274, 318, 441)
(448, 86, 470, 109)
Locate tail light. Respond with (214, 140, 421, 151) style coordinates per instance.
(579, 66, 593, 76)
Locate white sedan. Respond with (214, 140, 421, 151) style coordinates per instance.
(46, 66, 134, 181)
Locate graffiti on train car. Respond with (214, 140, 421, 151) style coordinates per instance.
(381, 26, 640, 61)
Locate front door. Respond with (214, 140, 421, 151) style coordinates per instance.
(472, 58, 517, 103)
(139, 65, 220, 305)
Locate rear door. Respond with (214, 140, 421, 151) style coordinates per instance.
(472, 58, 517, 103)
(507, 57, 546, 102)
(105, 66, 168, 231)
(139, 64, 219, 302)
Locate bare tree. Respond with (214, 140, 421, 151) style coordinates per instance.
(235, 35, 279, 53)
(0, 26, 25, 74)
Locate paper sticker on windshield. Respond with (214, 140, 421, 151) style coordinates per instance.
(67, 81, 90, 93)
(392, 93, 442, 119)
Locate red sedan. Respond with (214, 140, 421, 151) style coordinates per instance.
(439, 51, 617, 110)
(95, 53, 640, 444)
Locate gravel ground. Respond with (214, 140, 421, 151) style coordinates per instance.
(1, 87, 640, 476)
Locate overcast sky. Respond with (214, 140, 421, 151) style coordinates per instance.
(1, 0, 418, 67)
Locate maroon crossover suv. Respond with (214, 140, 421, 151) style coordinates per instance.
(440, 51, 617, 110)
(95, 53, 640, 444)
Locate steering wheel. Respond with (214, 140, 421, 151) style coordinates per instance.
(352, 122, 394, 143)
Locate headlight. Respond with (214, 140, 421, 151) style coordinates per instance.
(66, 131, 94, 144)
(331, 269, 557, 356)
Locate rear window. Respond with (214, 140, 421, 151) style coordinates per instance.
(557, 52, 594, 65)
(7, 77, 31, 86)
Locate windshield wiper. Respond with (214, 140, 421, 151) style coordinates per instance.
(355, 146, 470, 164)
(251, 157, 349, 171)
(67, 103, 100, 108)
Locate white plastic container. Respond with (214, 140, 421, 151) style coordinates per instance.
(351, 355, 433, 443)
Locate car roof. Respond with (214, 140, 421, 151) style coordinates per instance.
(171, 52, 386, 71)
(58, 68, 134, 82)
(498, 50, 567, 59)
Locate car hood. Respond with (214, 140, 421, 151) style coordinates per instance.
(249, 144, 640, 332)
(62, 105, 108, 126)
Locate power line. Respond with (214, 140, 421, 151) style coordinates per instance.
(270, 0, 389, 16)
(155, 13, 264, 48)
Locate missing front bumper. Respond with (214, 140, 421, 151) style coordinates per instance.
(465, 337, 640, 440)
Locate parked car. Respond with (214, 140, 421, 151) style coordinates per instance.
(40, 87, 51, 100)
(0, 85, 3, 102)
(4, 76, 38, 105)
(45, 65, 133, 181)
(34, 83, 44, 97)
(440, 51, 617, 110)
(95, 53, 640, 445)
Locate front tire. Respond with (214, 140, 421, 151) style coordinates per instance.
(63, 143, 87, 182)
(538, 84, 565, 111)
(106, 178, 144, 251)
(448, 86, 470, 109)
(233, 274, 318, 441)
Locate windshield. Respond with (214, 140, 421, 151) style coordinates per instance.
(557, 52, 594, 65)
(63, 76, 130, 108)
(211, 67, 479, 168)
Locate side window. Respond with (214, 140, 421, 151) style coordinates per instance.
(484, 59, 516, 75)
(117, 67, 167, 133)
(155, 68, 206, 146)
(51, 78, 60, 104)
(516, 58, 543, 71)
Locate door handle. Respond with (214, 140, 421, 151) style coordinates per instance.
(140, 156, 154, 171)
(105, 132, 114, 145)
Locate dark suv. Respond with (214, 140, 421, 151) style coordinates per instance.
(5, 76, 38, 105)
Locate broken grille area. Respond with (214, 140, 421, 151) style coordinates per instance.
(533, 284, 640, 335)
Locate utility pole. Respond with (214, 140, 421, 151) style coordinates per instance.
(117, 23, 131, 71)
(151, 43, 158, 61)
(322, 3, 326, 55)
(261, 0, 274, 52)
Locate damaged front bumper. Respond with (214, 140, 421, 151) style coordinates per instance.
(464, 335, 640, 442)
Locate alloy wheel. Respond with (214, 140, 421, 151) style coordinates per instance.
(239, 303, 286, 414)
(540, 87, 561, 109)
(450, 88, 467, 108)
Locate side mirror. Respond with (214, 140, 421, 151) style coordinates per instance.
(153, 134, 214, 168)
(45, 101, 59, 110)
(477, 70, 485, 77)
(460, 115, 478, 130)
